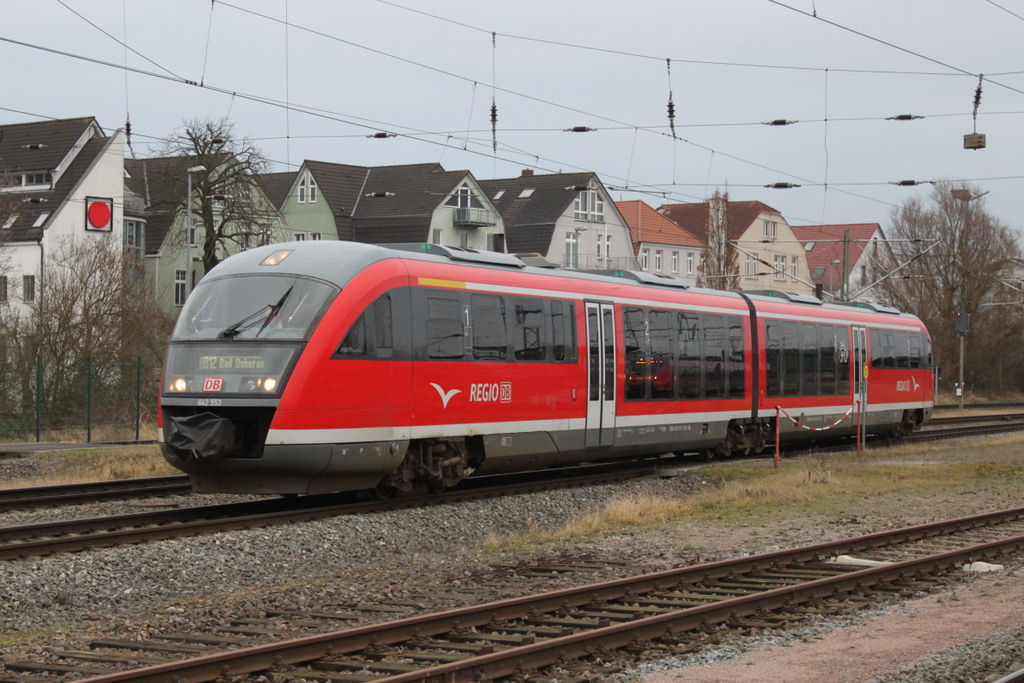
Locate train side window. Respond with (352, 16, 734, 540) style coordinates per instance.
(727, 316, 745, 399)
(782, 321, 799, 396)
(471, 294, 508, 361)
(551, 301, 576, 362)
(588, 308, 600, 400)
(602, 307, 615, 401)
(374, 294, 393, 357)
(836, 326, 851, 396)
(882, 330, 897, 368)
(819, 324, 836, 394)
(513, 298, 546, 361)
(870, 329, 883, 369)
(623, 307, 647, 400)
(677, 312, 702, 399)
(337, 313, 366, 356)
(895, 330, 910, 368)
(703, 314, 725, 399)
(764, 320, 781, 397)
(909, 333, 922, 369)
(650, 309, 674, 399)
(426, 295, 464, 359)
(923, 334, 933, 369)
(801, 322, 819, 396)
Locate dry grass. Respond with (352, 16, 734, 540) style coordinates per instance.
(3, 422, 158, 445)
(493, 433, 1024, 548)
(0, 445, 176, 490)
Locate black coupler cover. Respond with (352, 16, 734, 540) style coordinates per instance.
(167, 412, 237, 461)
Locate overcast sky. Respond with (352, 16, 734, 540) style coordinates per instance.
(2, 0, 1022, 233)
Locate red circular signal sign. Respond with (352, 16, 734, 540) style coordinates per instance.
(87, 200, 111, 229)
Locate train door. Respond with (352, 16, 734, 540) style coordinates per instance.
(853, 326, 868, 441)
(585, 302, 616, 449)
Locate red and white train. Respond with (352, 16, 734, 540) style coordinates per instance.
(159, 241, 934, 495)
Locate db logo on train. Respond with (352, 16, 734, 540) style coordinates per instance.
(202, 377, 224, 392)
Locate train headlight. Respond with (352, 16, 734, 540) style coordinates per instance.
(170, 378, 188, 392)
(263, 377, 277, 392)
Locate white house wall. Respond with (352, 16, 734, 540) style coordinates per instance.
(547, 192, 635, 270)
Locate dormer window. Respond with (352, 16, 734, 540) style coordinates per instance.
(574, 187, 604, 222)
(297, 171, 317, 203)
(763, 220, 778, 239)
(444, 183, 484, 209)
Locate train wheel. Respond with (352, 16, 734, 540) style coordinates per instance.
(427, 479, 447, 494)
(701, 449, 715, 461)
(370, 481, 398, 500)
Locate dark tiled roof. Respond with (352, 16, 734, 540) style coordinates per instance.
(4, 136, 111, 242)
(790, 223, 882, 288)
(616, 200, 702, 251)
(659, 200, 780, 244)
(477, 172, 596, 254)
(256, 171, 297, 210)
(0, 117, 98, 173)
(303, 161, 467, 243)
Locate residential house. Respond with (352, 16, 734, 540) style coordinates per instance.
(790, 223, 885, 301)
(659, 199, 812, 295)
(478, 170, 635, 270)
(616, 199, 703, 284)
(125, 155, 283, 312)
(275, 161, 505, 250)
(0, 117, 125, 311)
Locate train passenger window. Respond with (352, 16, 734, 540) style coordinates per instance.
(836, 326, 851, 396)
(909, 333, 922, 369)
(895, 330, 910, 368)
(801, 323, 819, 396)
(677, 312, 701, 399)
(588, 308, 600, 400)
(650, 309, 674, 399)
(426, 295, 464, 359)
(603, 308, 615, 401)
(819, 325, 836, 395)
(881, 330, 897, 368)
(623, 307, 647, 400)
(337, 314, 366, 356)
(764, 320, 781, 398)
(782, 321, 799, 396)
(923, 334, 933, 369)
(727, 316, 745, 399)
(513, 299, 546, 361)
(471, 294, 508, 360)
(870, 329, 884, 369)
(551, 301, 576, 362)
(374, 295, 393, 353)
(704, 315, 725, 399)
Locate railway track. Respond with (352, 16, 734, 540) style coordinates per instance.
(5, 506, 1023, 683)
(0, 476, 191, 512)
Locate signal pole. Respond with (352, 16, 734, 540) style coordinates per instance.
(954, 309, 969, 410)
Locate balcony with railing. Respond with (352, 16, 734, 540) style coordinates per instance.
(452, 207, 494, 227)
(562, 253, 640, 271)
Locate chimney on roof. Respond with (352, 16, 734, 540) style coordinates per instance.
(521, 169, 534, 177)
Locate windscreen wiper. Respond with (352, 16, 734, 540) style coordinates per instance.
(218, 287, 293, 340)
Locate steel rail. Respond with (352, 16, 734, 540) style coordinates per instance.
(74, 505, 1024, 683)
(0, 476, 191, 512)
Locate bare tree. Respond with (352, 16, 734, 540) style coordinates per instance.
(160, 118, 276, 277)
(696, 190, 740, 290)
(874, 182, 1022, 392)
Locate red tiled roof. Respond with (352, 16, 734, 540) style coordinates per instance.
(658, 200, 780, 244)
(790, 223, 882, 287)
(616, 200, 702, 252)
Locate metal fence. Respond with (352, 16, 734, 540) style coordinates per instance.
(0, 354, 162, 443)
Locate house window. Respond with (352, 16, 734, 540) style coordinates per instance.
(565, 231, 579, 269)
(686, 252, 694, 274)
(294, 232, 306, 241)
(124, 220, 145, 259)
(493, 190, 505, 200)
(432, 229, 443, 245)
(32, 212, 49, 228)
(187, 225, 197, 247)
(671, 251, 679, 273)
(763, 220, 777, 239)
(654, 250, 663, 272)
(0, 276, 7, 303)
(310, 232, 322, 240)
(574, 189, 605, 222)
(22, 275, 34, 303)
(640, 248, 650, 270)
(518, 188, 535, 198)
(308, 174, 317, 203)
(444, 183, 484, 209)
(745, 253, 757, 277)
(25, 173, 51, 186)
(174, 270, 186, 306)
(459, 231, 470, 248)
(773, 255, 786, 280)
(790, 255, 799, 278)
(298, 175, 307, 203)
(2, 214, 17, 230)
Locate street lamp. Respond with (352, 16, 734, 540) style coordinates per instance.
(185, 165, 206, 299)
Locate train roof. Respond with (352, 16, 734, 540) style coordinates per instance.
(205, 241, 922, 325)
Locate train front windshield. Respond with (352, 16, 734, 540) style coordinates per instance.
(164, 275, 337, 397)
(172, 275, 338, 342)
